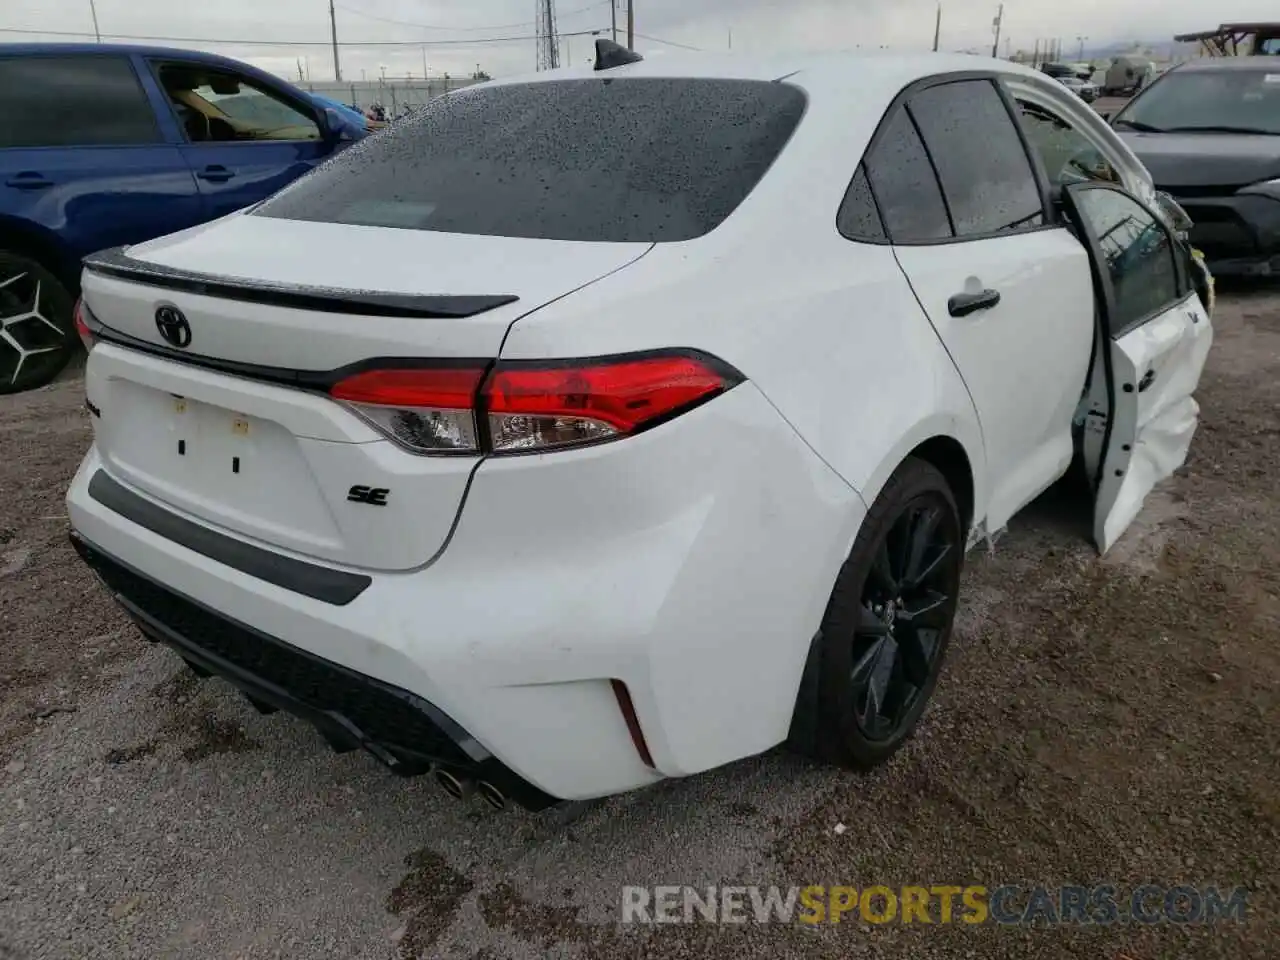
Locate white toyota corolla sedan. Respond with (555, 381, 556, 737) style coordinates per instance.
(68, 43, 1213, 811)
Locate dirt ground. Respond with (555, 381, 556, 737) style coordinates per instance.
(0, 287, 1277, 960)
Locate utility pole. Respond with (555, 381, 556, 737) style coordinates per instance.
(88, 0, 102, 42)
(329, 0, 342, 81)
(1077, 35, 1086, 60)
(626, 0, 634, 50)
(932, 2, 941, 52)
(422, 47, 428, 78)
(728, 26, 732, 50)
(990, 3, 1003, 59)
(611, 0, 618, 44)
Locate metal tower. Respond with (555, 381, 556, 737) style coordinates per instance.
(535, 0, 561, 70)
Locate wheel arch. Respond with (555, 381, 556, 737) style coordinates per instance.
(0, 216, 79, 292)
(909, 435, 975, 537)
(855, 418, 986, 543)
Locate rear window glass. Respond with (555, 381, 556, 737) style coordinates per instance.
(253, 78, 807, 242)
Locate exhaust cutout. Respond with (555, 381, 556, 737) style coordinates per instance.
(476, 781, 506, 811)
(434, 768, 470, 800)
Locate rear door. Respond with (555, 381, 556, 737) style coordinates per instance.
(146, 60, 333, 220)
(874, 77, 1097, 533)
(0, 53, 203, 275)
(1060, 183, 1213, 552)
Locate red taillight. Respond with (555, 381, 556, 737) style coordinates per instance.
(73, 299, 96, 353)
(483, 355, 730, 452)
(330, 366, 486, 454)
(329, 367, 484, 409)
(327, 351, 740, 456)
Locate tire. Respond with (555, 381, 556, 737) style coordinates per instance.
(795, 457, 964, 769)
(0, 250, 78, 395)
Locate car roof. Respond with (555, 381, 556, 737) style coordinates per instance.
(0, 41, 258, 71)
(1170, 56, 1280, 72)
(485, 50, 1048, 98)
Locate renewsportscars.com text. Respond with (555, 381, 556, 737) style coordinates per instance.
(621, 884, 1249, 926)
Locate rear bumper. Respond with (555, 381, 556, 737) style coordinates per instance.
(67, 382, 864, 803)
(71, 532, 556, 810)
(1175, 192, 1280, 276)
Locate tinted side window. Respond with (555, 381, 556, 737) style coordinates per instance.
(837, 165, 886, 241)
(1072, 188, 1180, 335)
(0, 56, 159, 149)
(908, 80, 1044, 237)
(863, 108, 951, 242)
(1017, 101, 1120, 188)
(156, 65, 321, 143)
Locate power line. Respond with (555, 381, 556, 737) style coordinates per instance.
(335, 0, 606, 32)
(0, 25, 608, 47)
(632, 31, 702, 52)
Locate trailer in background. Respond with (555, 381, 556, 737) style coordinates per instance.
(1101, 55, 1155, 97)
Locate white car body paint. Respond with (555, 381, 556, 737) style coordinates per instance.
(890, 229, 1094, 534)
(66, 51, 1211, 803)
(1093, 294, 1213, 552)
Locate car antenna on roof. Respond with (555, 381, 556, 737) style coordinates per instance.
(595, 38, 644, 71)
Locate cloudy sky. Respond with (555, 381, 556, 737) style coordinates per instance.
(8, 0, 1280, 82)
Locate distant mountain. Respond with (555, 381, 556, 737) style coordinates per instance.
(1082, 39, 1193, 61)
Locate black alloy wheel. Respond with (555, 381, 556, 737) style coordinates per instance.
(793, 457, 964, 769)
(850, 497, 958, 742)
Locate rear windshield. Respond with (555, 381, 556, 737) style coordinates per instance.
(252, 78, 807, 242)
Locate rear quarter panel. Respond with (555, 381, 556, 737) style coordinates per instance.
(502, 235, 985, 541)
(499, 69, 986, 538)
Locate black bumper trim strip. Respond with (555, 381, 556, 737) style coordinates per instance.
(87, 469, 371, 606)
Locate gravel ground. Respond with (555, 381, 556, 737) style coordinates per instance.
(1, 287, 1277, 960)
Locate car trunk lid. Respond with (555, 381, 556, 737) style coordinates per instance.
(80, 216, 651, 572)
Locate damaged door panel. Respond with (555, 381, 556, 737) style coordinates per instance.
(1060, 182, 1214, 553)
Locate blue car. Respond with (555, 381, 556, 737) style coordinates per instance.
(309, 93, 370, 131)
(0, 43, 367, 393)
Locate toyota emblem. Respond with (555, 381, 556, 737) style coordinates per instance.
(155, 305, 192, 349)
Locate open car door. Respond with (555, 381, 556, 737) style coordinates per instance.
(1061, 183, 1214, 553)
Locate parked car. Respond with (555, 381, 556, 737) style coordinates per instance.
(0, 43, 367, 394)
(1039, 62, 1078, 80)
(308, 92, 369, 132)
(1057, 75, 1098, 102)
(68, 44, 1212, 811)
(1111, 58, 1280, 276)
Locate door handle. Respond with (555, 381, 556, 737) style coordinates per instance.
(4, 173, 53, 190)
(947, 288, 1001, 318)
(1137, 369, 1156, 392)
(196, 165, 235, 183)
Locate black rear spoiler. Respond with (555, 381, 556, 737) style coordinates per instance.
(82, 247, 518, 320)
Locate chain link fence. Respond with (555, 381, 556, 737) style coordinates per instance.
(299, 79, 481, 117)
